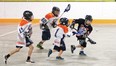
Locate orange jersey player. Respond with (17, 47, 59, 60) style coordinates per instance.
(4, 10, 35, 64)
(37, 6, 60, 49)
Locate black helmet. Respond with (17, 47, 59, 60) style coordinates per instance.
(60, 17, 69, 26)
(85, 15, 93, 21)
(23, 10, 33, 21)
(52, 6, 60, 17)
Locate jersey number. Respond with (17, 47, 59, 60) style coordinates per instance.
(41, 18, 47, 24)
(19, 27, 24, 33)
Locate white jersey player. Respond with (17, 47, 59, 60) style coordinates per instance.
(48, 17, 71, 60)
(4, 10, 35, 64)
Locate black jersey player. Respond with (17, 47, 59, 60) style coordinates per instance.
(70, 15, 95, 56)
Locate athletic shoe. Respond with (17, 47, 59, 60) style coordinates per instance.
(56, 56, 64, 60)
(79, 51, 86, 56)
(36, 44, 44, 49)
(26, 60, 35, 64)
(4, 55, 8, 64)
(71, 45, 76, 53)
(48, 49, 52, 57)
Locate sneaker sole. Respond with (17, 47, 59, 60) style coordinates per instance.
(56, 57, 64, 60)
(79, 54, 87, 56)
(26, 61, 35, 64)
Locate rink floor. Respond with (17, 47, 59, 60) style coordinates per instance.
(0, 23, 116, 66)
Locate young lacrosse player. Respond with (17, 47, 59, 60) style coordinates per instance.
(70, 15, 94, 56)
(48, 17, 70, 60)
(4, 10, 35, 64)
(37, 6, 60, 49)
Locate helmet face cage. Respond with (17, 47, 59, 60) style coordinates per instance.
(23, 10, 33, 21)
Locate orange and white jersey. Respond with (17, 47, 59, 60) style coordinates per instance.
(54, 24, 69, 38)
(16, 19, 32, 46)
(53, 24, 71, 47)
(41, 13, 59, 29)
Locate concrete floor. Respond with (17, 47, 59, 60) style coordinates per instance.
(0, 24, 116, 66)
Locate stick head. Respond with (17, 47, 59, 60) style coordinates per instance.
(64, 4, 71, 12)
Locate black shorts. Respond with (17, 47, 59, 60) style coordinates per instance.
(79, 40, 87, 47)
(16, 46, 23, 48)
(76, 35, 86, 40)
(42, 30, 51, 40)
(25, 36, 33, 47)
(16, 37, 33, 48)
(76, 35, 87, 47)
(53, 39, 66, 52)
